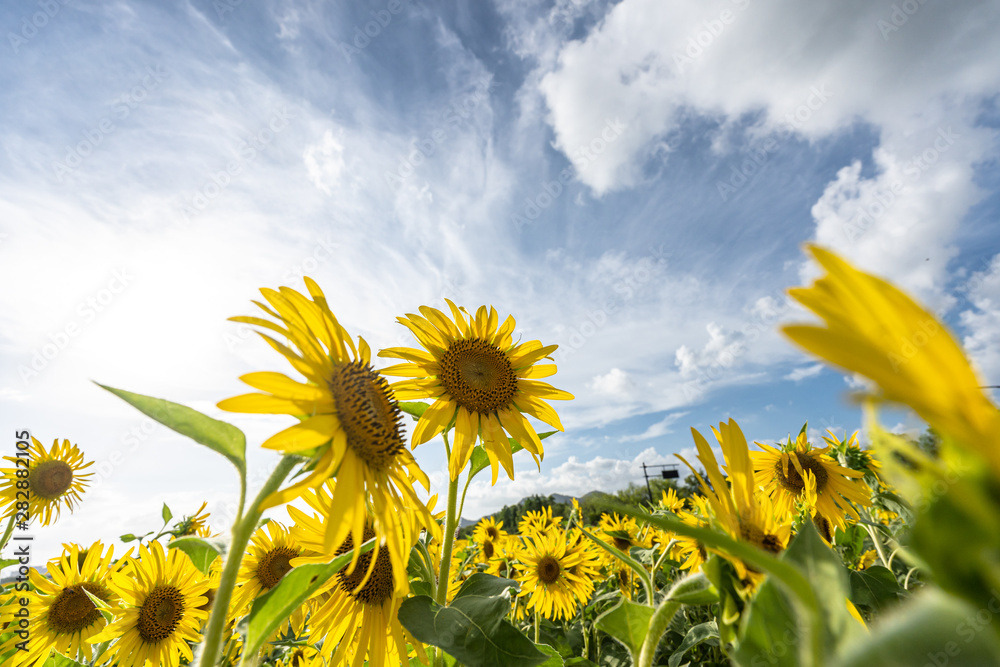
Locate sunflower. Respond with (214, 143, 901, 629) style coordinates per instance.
(171, 502, 212, 539)
(598, 512, 652, 556)
(678, 420, 791, 582)
(287, 484, 428, 667)
(659, 487, 686, 514)
(275, 645, 324, 667)
(0, 437, 93, 526)
(379, 301, 574, 482)
(518, 506, 563, 535)
(230, 521, 308, 622)
(782, 245, 1000, 472)
(516, 529, 599, 621)
(751, 431, 870, 532)
(472, 517, 508, 562)
(0, 542, 118, 666)
(89, 541, 210, 667)
(217, 278, 437, 557)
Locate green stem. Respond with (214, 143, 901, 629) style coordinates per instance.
(456, 464, 475, 531)
(638, 598, 681, 667)
(0, 514, 17, 553)
(435, 432, 460, 667)
(416, 538, 438, 600)
(534, 610, 540, 644)
(197, 455, 298, 667)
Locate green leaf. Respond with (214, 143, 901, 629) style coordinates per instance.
(81, 588, 116, 625)
(535, 644, 565, 666)
(667, 572, 718, 605)
(398, 401, 429, 419)
(594, 597, 654, 660)
(161, 502, 173, 525)
(669, 621, 719, 667)
(848, 565, 904, 613)
(781, 521, 863, 651)
(42, 654, 88, 667)
(240, 537, 376, 658)
(97, 383, 246, 481)
(120, 533, 138, 543)
(833, 588, 1000, 667)
(0, 558, 19, 570)
(398, 573, 548, 667)
(564, 659, 599, 667)
(168, 536, 226, 575)
(468, 432, 556, 481)
(733, 578, 799, 667)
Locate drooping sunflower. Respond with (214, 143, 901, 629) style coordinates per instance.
(379, 301, 574, 482)
(782, 245, 1000, 471)
(217, 278, 437, 555)
(472, 516, 508, 562)
(230, 521, 308, 623)
(678, 420, 791, 582)
(751, 430, 870, 532)
(287, 484, 428, 667)
(89, 541, 210, 667)
(516, 529, 600, 621)
(171, 501, 212, 539)
(0, 542, 118, 666)
(518, 506, 563, 535)
(0, 437, 93, 526)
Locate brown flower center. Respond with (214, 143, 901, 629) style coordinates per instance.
(483, 540, 495, 560)
(31, 460, 74, 499)
(334, 526, 394, 606)
(257, 546, 298, 589)
(47, 582, 110, 635)
(485, 525, 500, 541)
(612, 537, 632, 552)
(439, 338, 518, 414)
(137, 585, 185, 643)
(327, 361, 406, 470)
(536, 555, 561, 585)
(775, 451, 829, 494)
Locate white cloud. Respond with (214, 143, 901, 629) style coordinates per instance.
(620, 411, 690, 442)
(587, 367, 634, 396)
(534, 0, 1000, 293)
(960, 253, 1000, 385)
(303, 130, 346, 195)
(784, 363, 824, 382)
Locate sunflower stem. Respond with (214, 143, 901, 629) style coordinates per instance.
(197, 455, 298, 667)
(0, 513, 16, 553)
(637, 591, 682, 667)
(434, 432, 460, 667)
(534, 610, 540, 643)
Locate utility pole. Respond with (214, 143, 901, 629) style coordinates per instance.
(642, 463, 654, 503)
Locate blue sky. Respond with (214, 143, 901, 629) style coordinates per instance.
(2, 0, 999, 562)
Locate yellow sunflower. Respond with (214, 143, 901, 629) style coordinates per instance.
(0, 437, 93, 526)
(217, 278, 436, 556)
(518, 506, 563, 535)
(659, 487, 686, 514)
(472, 517, 508, 562)
(171, 502, 212, 539)
(89, 541, 210, 667)
(379, 301, 574, 482)
(751, 431, 870, 532)
(0, 542, 118, 666)
(516, 529, 599, 621)
(230, 521, 307, 621)
(598, 512, 652, 556)
(275, 645, 324, 667)
(287, 484, 428, 667)
(782, 245, 1000, 472)
(678, 420, 791, 582)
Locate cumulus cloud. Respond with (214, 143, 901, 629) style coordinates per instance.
(534, 0, 1000, 293)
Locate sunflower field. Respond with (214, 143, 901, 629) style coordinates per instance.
(4, 245, 1000, 667)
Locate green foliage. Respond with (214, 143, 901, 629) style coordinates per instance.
(595, 598, 654, 661)
(97, 383, 247, 483)
(168, 536, 225, 575)
(398, 573, 549, 667)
